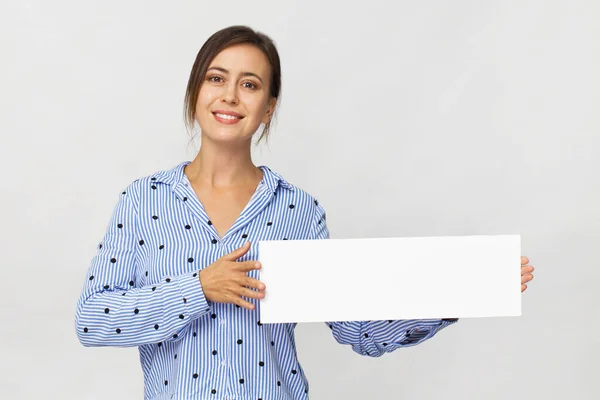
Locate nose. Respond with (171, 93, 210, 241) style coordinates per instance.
(221, 81, 238, 104)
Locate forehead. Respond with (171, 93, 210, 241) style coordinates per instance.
(209, 44, 270, 76)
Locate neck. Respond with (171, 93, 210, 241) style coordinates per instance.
(184, 134, 262, 189)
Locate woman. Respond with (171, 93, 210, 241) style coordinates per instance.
(75, 25, 535, 400)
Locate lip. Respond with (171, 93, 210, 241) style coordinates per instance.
(212, 111, 243, 125)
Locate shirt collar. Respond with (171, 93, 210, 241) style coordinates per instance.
(151, 161, 294, 193)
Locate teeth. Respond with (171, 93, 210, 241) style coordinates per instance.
(215, 113, 240, 120)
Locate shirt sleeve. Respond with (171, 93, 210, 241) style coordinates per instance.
(310, 199, 459, 357)
(74, 185, 211, 348)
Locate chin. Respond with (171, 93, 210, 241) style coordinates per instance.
(202, 129, 253, 144)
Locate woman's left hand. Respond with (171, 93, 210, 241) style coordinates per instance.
(521, 256, 535, 292)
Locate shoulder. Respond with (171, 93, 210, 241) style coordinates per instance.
(263, 165, 326, 217)
(118, 161, 187, 204)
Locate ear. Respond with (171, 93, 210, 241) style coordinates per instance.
(262, 97, 277, 124)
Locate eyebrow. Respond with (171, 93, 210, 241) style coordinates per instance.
(207, 66, 264, 84)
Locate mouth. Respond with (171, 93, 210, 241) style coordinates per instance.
(212, 111, 244, 125)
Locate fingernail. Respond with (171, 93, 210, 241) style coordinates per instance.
(255, 262, 261, 268)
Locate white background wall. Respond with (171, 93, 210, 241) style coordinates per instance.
(1, 0, 598, 398)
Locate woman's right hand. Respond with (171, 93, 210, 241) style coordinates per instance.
(199, 242, 265, 310)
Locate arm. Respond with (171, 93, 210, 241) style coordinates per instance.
(309, 199, 458, 357)
(326, 318, 458, 357)
(74, 184, 211, 348)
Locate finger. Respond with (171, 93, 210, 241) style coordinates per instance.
(243, 277, 266, 291)
(222, 241, 251, 261)
(521, 283, 527, 292)
(521, 274, 533, 284)
(521, 256, 529, 265)
(236, 297, 256, 310)
(236, 260, 262, 272)
(240, 287, 265, 300)
(521, 265, 534, 274)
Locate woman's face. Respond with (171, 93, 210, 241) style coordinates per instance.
(195, 44, 276, 144)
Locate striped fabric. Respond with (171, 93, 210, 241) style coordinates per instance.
(75, 161, 458, 400)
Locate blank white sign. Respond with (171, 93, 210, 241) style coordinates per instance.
(258, 235, 521, 323)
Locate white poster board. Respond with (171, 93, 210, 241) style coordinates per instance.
(258, 235, 521, 323)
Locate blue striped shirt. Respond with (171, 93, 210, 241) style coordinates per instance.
(75, 160, 458, 400)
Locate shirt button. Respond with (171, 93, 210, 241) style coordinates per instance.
(221, 360, 226, 367)
(220, 319, 226, 325)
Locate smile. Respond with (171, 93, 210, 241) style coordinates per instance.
(212, 112, 243, 125)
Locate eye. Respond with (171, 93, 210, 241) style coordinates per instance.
(208, 75, 223, 83)
(243, 81, 257, 90)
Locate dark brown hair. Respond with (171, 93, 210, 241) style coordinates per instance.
(183, 25, 282, 145)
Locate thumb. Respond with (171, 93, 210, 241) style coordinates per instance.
(221, 241, 251, 261)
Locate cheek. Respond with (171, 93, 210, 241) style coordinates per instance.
(245, 97, 269, 118)
(195, 90, 214, 118)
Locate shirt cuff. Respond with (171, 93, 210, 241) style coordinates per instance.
(176, 271, 211, 319)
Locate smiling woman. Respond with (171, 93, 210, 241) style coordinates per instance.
(74, 25, 463, 400)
